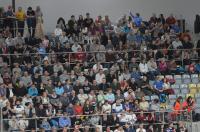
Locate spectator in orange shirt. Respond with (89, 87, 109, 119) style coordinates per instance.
(182, 96, 195, 113)
(73, 102, 83, 115)
(173, 96, 183, 120)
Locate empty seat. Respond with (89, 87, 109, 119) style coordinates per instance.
(188, 84, 197, 89)
(173, 88, 180, 94)
(175, 79, 182, 85)
(149, 80, 154, 87)
(191, 74, 199, 83)
(180, 84, 188, 89)
(145, 96, 150, 101)
(190, 88, 197, 94)
(191, 74, 198, 78)
(181, 88, 189, 94)
(171, 84, 180, 89)
(195, 93, 200, 98)
(186, 93, 194, 98)
(177, 94, 186, 99)
(196, 98, 200, 104)
(182, 74, 191, 79)
(197, 84, 200, 89)
(195, 104, 200, 113)
(182, 74, 191, 84)
(169, 95, 177, 100)
(174, 75, 182, 80)
(151, 95, 159, 100)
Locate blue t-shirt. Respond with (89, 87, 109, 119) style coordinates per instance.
(154, 80, 164, 90)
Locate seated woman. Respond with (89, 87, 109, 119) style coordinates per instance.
(153, 76, 173, 95)
(188, 61, 196, 74)
(172, 96, 183, 121)
(168, 59, 185, 74)
(158, 58, 168, 75)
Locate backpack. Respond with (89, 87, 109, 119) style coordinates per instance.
(159, 93, 167, 103)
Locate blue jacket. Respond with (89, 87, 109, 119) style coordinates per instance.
(171, 24, 181, 33)
(59, 117, 71, 127)
(130, 11, 142, 27)
(41, 121, 51, 130)
(55, 86, 64, 95)
(154, 80, 164, 90)
(28, 87, 38, 96)
(131, 71, 141, 81)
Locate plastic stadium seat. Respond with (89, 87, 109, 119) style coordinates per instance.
(171, 84, 180, 89)
(145, 96, 150, 101)
(175, 79, 182, 85)
(196, 98, 200, 104)
(173, 88, 180, 94)
(188, 84, 197, 89)
(182, 74, 191, 84)
(195, 104, 200, 113)
(180, 84, 188, 89)
(177, 94, 186, 99)
(169, 95, 177, 100)
(191, 74, 198, 78)
(190, 88, 197, 94)
(181, 88, 189, 94)
(150, 95, 159, 100)
(186, 93, 194, 98)
(182, 74, 190, 79)
(149, 80, 154, 87)
(174, 75, 182, 79)
(197, 83, 200, 88)
(195, 93, 200, 98)
(191, 74, 199, 83)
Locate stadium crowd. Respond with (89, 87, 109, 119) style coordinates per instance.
(0, 5, 198, 132)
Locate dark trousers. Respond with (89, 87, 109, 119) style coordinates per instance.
(17, 20, 25, 36)
(27, 18, 36, 37)
(4, 18, 15, 37)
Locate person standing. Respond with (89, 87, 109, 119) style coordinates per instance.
(15, 7, 26, 36)
(4, 5, 15, 37)
(35, 6, 44, 39)
(26, 7, 36, 38)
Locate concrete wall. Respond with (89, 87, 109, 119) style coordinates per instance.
(1, 0, 200, 33)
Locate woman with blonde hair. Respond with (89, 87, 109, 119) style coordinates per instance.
(35, 6, 44, 39)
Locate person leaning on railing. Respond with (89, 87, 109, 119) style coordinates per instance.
(182, 96, 195, 120)
(15, 7, 26, 37)
(172, 96, 183, 121)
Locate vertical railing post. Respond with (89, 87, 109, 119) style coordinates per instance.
(190, 110, 193, 132)
(181, 49, 184, 67)
(162, 111, 165, 128)
(1, 107, 3, 132)
(35, 117, 37, 132)
(68, 53, 71, 66)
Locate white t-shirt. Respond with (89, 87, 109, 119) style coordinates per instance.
(14, 105, 25, 117)
(54, 28, 62, 36)
(112, 103, 123, 113)
(136, 128, 146, 132)
(95, 73, 105, 84)
(139, 63, 148, 73)
(102, 104, 111, 114)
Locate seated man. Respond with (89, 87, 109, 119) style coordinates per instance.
(139, 59, 148, 76)
(112, 99, 124, 113)
(153, 76, 164, 94)
(147, 58, 159, 80)
(153, 76, 173, 96)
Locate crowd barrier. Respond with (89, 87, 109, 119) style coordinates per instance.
(0, 109, 194, 132)
(0, 48, 198, 68)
